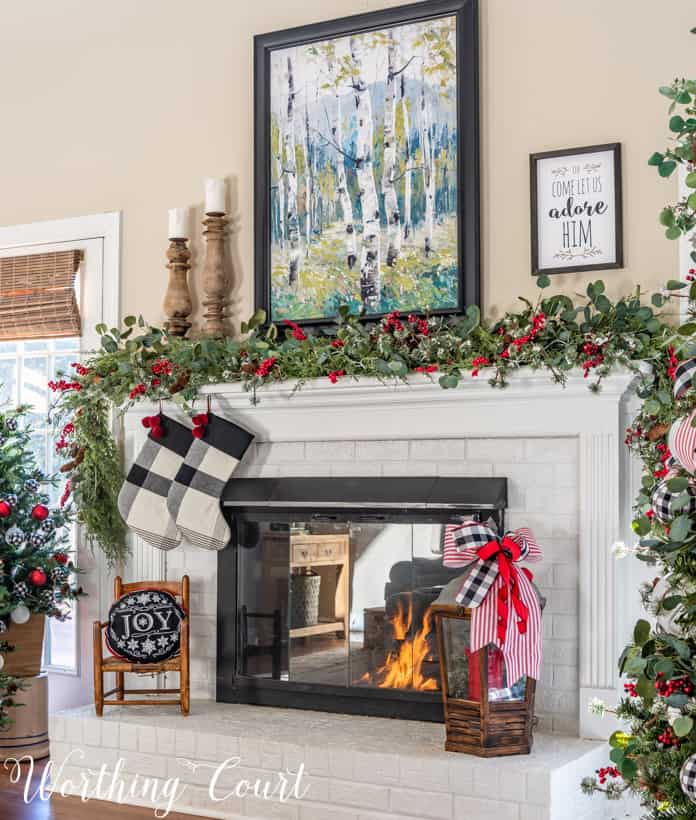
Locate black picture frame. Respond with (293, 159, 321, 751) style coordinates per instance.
(253, 0, 480, 327)
(530, 143, 623, 276)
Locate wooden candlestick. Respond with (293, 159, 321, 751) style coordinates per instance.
(201, 213, 228, 336)
(163, 239, 192, 337)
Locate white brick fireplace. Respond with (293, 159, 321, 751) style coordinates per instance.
(49, 369, 644, 820)
(121, 367, 643, 739)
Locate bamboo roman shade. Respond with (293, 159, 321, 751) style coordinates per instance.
(0, 250, 83, 340)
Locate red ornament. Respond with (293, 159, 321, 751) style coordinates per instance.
(54, 553, 69, 565)
(192, 413, 209, 427)
(192, 426, 205, 439)
(150, 424, 164, 440)
(31, 504, 49, 521)
(0, 501, 11, 518)
(28, 568, 47, 587)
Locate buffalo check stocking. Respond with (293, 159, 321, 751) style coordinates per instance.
(166, 413, 254, 550)
(117, 414, 192, 551)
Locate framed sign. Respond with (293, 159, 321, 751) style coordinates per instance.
(254, 0, 480, 326)
(530, 143, 623, 276)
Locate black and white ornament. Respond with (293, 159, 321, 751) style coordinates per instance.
(4, 418, 17, 432)
(39, 589, 54, 605)
(651, 478, 696, 523)
(51, 566, 68, 583)
(30, 532, 47, 548)
(5, 526, 25, 547)
(24, 479, 39, 493)
(12, 582, 28, 601)
(681, 754, 696, 803)
(5, 494, 18, 507)
(40, 519, 55, 534)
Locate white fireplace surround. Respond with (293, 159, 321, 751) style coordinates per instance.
(120, 367, 645, 740)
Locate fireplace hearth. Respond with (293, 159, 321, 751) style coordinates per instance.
(217, 477, 507, 721)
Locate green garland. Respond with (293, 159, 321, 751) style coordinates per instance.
(51, 279, 681, 570)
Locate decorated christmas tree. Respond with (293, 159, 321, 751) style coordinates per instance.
(581, 33, 696, 818)
(0, 403, 83, 729)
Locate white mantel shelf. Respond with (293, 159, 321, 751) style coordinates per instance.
(126, 367, 642, 443)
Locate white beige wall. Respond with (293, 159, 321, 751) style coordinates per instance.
(0, 0, 693, 328)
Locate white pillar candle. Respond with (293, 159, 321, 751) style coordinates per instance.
(205, 178, 226, 214)
(168, 207, 190, 239)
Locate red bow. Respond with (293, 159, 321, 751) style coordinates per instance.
(478, 536, 532, 644)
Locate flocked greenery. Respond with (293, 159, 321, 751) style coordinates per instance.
(0, 405, 84, 731)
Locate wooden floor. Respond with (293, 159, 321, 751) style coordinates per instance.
(0, 762, 212, 820)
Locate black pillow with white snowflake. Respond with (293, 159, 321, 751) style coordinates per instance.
(106, 589, 186, 663)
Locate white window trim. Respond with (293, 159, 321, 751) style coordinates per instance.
(0, 212, 121, 677)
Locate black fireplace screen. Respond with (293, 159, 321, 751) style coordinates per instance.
(217, 477, 507, 721)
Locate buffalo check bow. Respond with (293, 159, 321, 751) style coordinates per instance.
(450, 522, 543, 681)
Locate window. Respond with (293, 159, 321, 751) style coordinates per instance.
(0, 337, 82, 672)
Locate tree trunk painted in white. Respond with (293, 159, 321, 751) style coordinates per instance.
(420, 80, 435, 257)
(284, 55, 301, 285)
(328, 57, 356, 269)
(350, 35, 381, 310)
(275, 117, 285, 249)
(382, 31, 401, 267)
(401, 72, 412, 241)
(304, 93, 312, 252)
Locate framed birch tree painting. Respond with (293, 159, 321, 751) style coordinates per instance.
(254, 0, 480, 325)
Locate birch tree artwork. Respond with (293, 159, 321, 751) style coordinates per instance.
(268, 14, 458, 322)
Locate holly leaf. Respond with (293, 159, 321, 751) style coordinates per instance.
(633, 619, 651, 645)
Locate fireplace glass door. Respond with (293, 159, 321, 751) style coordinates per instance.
(235, 519, 473, 696)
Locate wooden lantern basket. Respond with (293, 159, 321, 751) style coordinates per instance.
(431, 604, 536, 757)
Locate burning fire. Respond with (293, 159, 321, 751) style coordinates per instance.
(361, 599, 439, 691)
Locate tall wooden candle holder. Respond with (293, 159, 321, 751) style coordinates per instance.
(202, 213, 228, 336)
(163, 239, 192, 337)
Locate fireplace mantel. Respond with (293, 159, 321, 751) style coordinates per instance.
(122, 367, 644, 739)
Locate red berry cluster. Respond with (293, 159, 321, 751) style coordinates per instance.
(129, 383, 147, 399)
(624, 682, 638, 697)
(657, 726, 680, 747)
(655, 674, 694, 697)
(328, 370, 345, 384)
(48, 379, 82, 392)
(646, 509, 655, 519)
(331, 338, 345, 349)
(151, 358, 174, 376)
(192, 413, 209, 440)
(511, 311, 546, 349)
(595, 766, 620, 785)
(256, 357, 277, 377)
(407, 314, 430, 335)
(382, 311, 404, 333)
(70, 362, 90, 376)
(624, 424, 643, 446)
(687, 268, 696, 282)
(654, 442, 672, 479)
(60, 480, 71, 508)
(582, 340, 604, 378)
(667, 346, 679, 381)
(471, 356, 490, 377)
(141, 414, 165, 439)
(415, 364, 438, 373)
(284, 319, 308, 341)
(55, 421, 76, 453)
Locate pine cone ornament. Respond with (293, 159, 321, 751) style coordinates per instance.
(5, 526, 25, 546)
(29, 532, 46, 547)
(40, 519, 55, 534)
(24, 479, 39, 493)
(39, 589, 53, 605)
(12, 582, 28, 600)
(0, 619, 7, 634)
(51, 566, 68, 583)
(5, 494, 18, 507)
(5, 418, 17, 432)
